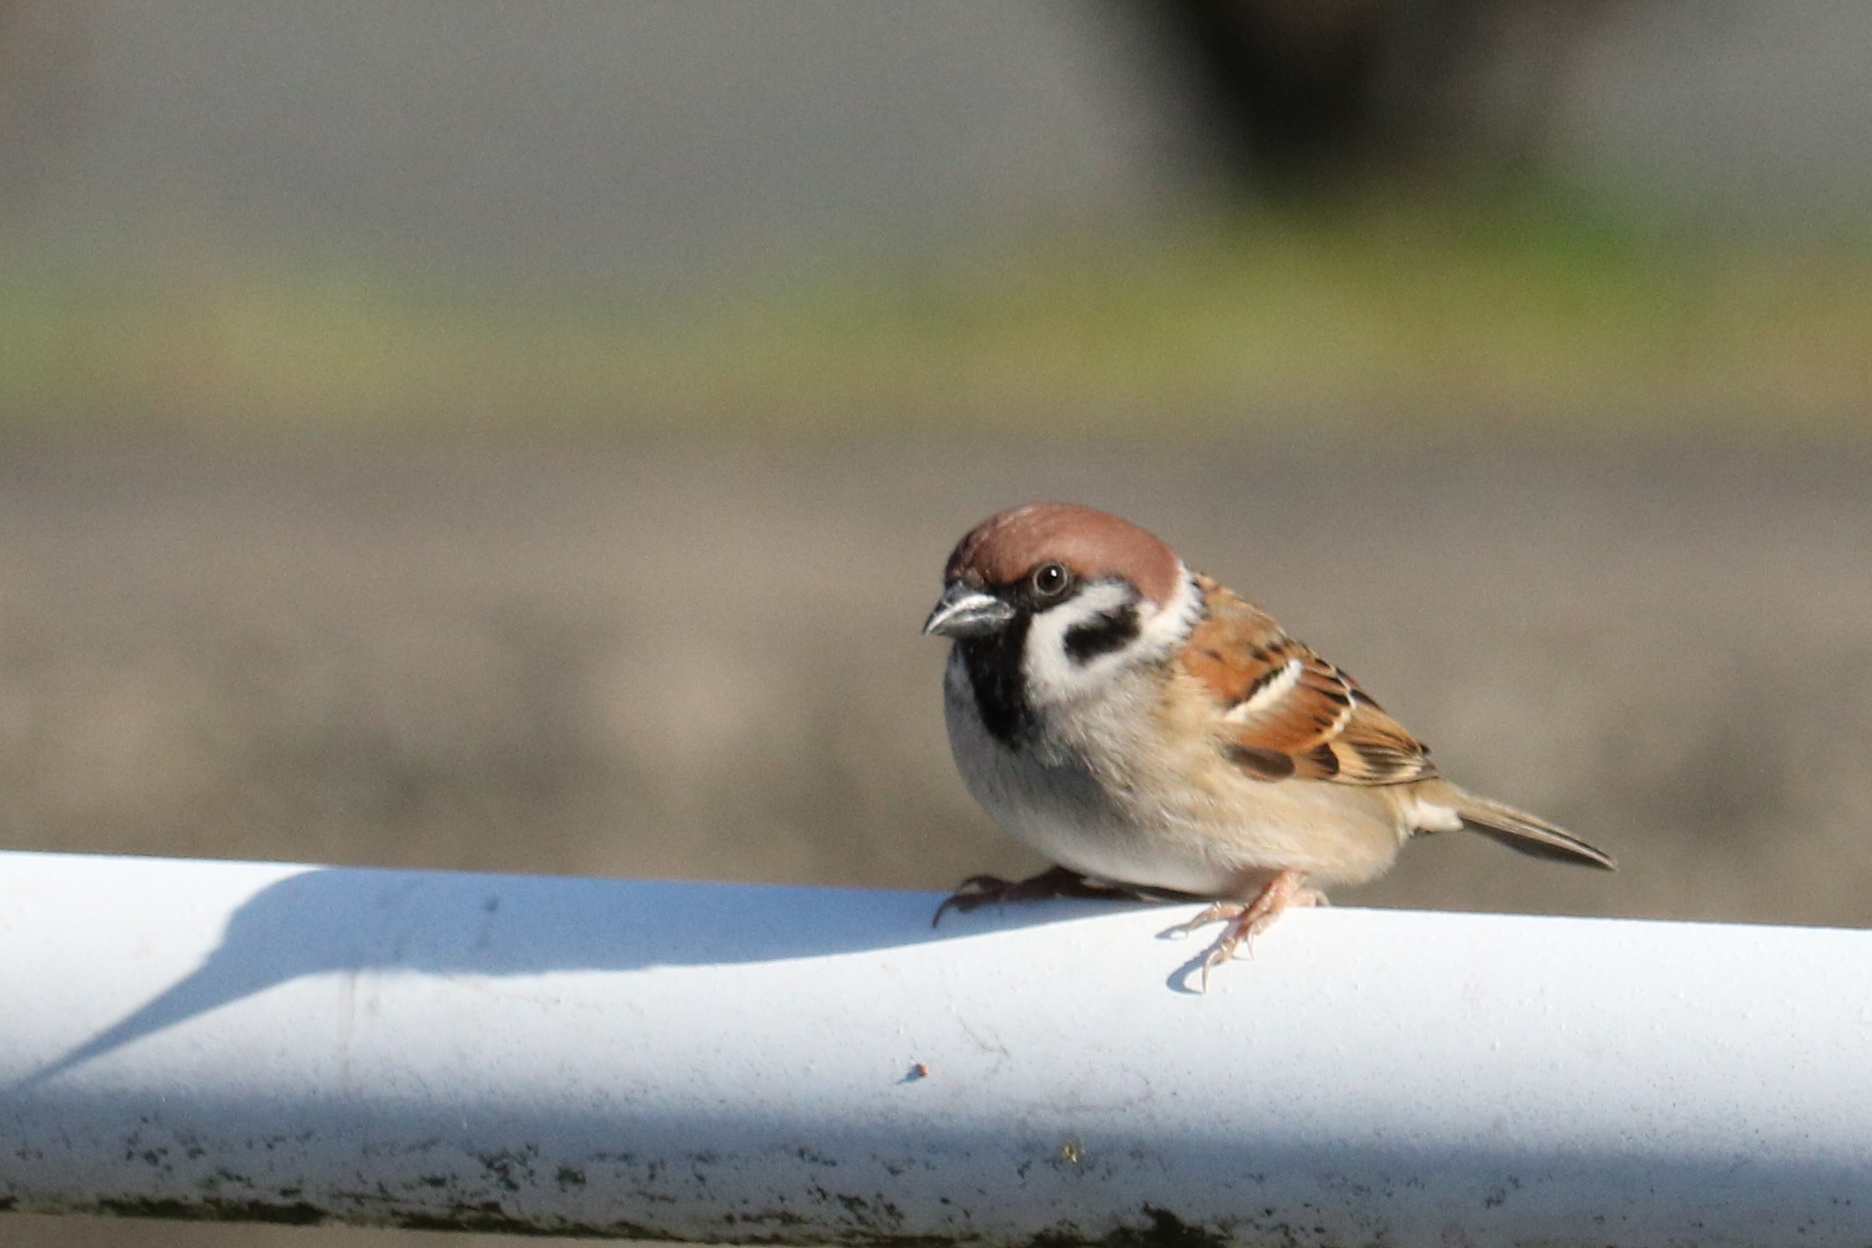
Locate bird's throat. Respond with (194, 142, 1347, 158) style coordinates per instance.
(957, 617, 1034, 748)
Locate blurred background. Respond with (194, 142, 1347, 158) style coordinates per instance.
(3, 1, 1870, 1244)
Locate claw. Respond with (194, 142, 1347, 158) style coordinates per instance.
(1162, 900, 1244, 941)
(932, 865, 1166, 927)
(1163, 871, 1326, 991)
(931, 874, 1020, 926)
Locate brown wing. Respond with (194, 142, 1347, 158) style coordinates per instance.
(1180, 574, 1436, 785)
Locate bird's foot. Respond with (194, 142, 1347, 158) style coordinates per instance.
(1164, 870, 1326, 990)
(933, 865, 1160, 927)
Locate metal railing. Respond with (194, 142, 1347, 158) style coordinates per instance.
(2, 848, 1868, 1245)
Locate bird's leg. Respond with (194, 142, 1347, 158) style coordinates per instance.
(1165, 869, 1326, 989)
(933, 865, 1160, 927)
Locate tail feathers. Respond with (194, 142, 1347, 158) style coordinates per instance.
(1433, 784, 1616, 870)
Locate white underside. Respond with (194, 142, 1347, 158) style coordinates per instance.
(943, 649, 1418, 894)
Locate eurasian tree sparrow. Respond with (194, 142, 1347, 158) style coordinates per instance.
(923, 503, 1613, 982)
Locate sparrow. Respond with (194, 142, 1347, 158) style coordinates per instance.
(922, 502, 1613, 983)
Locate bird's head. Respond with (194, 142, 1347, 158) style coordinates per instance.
(924, 503, 1201, 710)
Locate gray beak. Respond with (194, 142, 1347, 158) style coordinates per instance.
(922, 583, 1016, 639)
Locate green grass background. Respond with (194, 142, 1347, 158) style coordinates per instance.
(7, 195, 1869, 438)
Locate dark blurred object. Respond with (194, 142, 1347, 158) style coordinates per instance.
(1144, 0, 1621, 187)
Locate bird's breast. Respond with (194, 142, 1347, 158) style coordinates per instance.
(942, 651, 1405, 892)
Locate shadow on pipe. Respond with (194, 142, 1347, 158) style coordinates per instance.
(12, 868, 1159, 1092)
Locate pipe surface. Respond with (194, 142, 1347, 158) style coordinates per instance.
(1, 848, 1869, 1245)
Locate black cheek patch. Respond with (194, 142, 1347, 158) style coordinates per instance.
(1063, 606, 1141, 664)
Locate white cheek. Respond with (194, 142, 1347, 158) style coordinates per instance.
(1138, 565, 1200, 652)
(1022, 581, 1134, 705)
(1022, 567, 1199, 707)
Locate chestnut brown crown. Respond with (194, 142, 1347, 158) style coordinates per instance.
(943, 503, 1183, 605)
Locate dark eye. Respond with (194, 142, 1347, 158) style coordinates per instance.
(1030, 562, 1071, 598)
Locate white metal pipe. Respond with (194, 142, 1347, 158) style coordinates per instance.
(1, 849, 1869, 1245)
